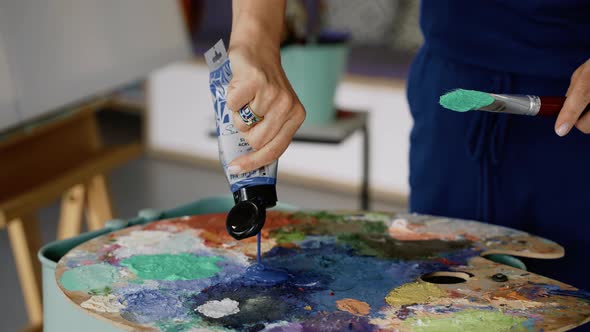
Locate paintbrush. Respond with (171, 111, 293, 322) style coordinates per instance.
(439, 89, 590, 116)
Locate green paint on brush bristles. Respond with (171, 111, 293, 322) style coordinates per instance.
(439, 89, 495, 112)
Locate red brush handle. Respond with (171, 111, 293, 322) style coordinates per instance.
(537, 96, 590, 117)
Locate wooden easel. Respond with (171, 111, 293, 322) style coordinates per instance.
(0, 102, 142, 331)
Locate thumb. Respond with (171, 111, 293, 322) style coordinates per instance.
(555, 72, 590, 137)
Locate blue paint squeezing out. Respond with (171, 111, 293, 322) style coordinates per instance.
(245, 263, 289, 285)
(245, 232, 289, 285)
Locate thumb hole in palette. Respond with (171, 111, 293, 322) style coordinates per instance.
(421, 271, 472, 284)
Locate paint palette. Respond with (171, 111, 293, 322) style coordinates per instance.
(56, 211, 590, 331)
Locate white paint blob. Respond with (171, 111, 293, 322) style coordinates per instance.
(116, 230, 171, 247)
(113, 230, 206, 259)
(196, 298, 240, 319)
(81, 295, 125, 313)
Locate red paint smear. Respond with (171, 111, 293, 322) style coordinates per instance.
(448, 290, 464, 298)
(143, 211, 303, 248)
(461, 233, 481, 242)
(98, 244, 121, 255)
(435, 257, 460, 266)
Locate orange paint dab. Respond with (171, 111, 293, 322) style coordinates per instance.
(336, 298, 371, 316)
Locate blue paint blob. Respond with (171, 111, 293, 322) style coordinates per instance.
(184, 237, 483, 330)
(257, 232, 262, 264)
(537, 283, 590, 300)
(262, 242, 422, 312)
(120, 289, 189, 324)
(301, 311, 376, 331)
(188, 281, 310, 329)
(291, 273, 325, 289)
(246, 232, 289, 285)
(245, 263, 289, 285)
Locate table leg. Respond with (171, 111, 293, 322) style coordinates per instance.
(57, 184, 85, 239)
(21, 322, 43, 332)
(7, 214, 43, 327)
(86, 175, 114, 231)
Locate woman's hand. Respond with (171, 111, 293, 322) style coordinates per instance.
(555, 59, 590, 136)
(226, 1, 305, 175)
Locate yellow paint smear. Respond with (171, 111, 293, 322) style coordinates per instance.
(385, 282, 446, 306)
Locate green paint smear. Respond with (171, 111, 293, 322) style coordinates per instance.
(155, 319, 205, 332)
(439, 89, 494, 112)
(404, 310, 527, 332)
(361, 220, 388, 234)
(279, 211, 472, 259)
(337, 233, 471, 260)
(291, 211, 347, 223)
(60, 263, 120, 292)
(271, 229, 306, 244)
(88, 286, 112, 296)
(120, 254, 222, 281)
(286, 211, 388, 238)
(338, 234, 385, 257)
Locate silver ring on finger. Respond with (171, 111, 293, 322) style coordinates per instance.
(239, 103, 264, 127)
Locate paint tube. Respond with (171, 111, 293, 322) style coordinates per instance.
(205, 40, 277, 240)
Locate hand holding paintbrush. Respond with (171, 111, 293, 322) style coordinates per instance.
(439, 59, 590, 137)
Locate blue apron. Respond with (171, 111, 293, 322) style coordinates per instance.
(409, 1, 590, 288)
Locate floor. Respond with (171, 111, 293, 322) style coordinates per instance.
(0, 110, 404, 331)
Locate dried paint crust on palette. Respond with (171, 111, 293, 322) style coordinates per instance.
(55, 211, 590, 332)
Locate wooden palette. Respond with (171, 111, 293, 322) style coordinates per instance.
(56, 211, 590, 331)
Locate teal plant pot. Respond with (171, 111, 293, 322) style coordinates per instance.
(281, 44, 349, 126)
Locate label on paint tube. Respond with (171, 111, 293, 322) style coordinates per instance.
(204, 40, 277, 193)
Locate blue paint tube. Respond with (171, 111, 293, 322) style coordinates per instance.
(205, 40, 277, 240)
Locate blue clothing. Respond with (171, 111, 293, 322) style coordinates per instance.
(420, 0, 590, 79)
(408, 2, 590, 289)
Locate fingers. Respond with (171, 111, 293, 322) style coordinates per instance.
(555, 60, 590, 137)
(246, 91, 295, 150)
(229, 106, 305, 174)
(225, 46, 305, 172)
(575, 111, 590, 134)
(566, 66, 583, 97)
(231, 106, 251, 132)
(229, 85, 278, 134)
(230, 80, 297, 151)
(227, 78, 256, 114)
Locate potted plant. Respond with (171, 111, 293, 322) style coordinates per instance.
(280, 0, 350, 126)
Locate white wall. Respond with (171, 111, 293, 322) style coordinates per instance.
(0, 0, 190, 131)
(148, 62, 412, 198)
(0, 17, 19, 129)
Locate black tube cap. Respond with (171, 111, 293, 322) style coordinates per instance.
(226, 185, 277, 240)
(226, 201, 265, 240)
(232, 185, 277, 208)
